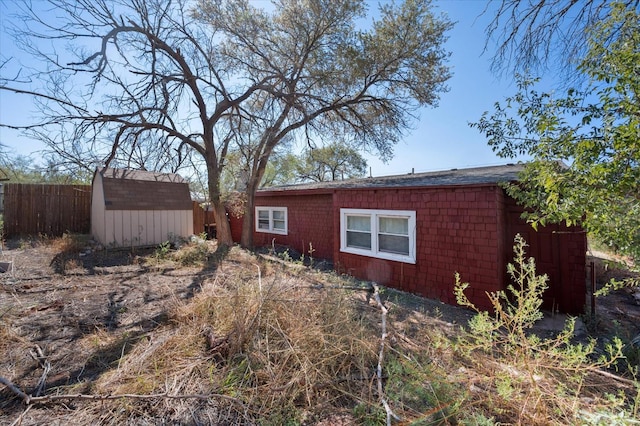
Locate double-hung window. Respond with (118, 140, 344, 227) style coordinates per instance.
(255, 207, 288, 235)
(340, 208, 416, 263)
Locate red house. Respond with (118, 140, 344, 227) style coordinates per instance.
(232, 164, 587, 314)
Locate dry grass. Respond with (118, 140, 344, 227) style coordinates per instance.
(2, 235, 639, 425)
(44, 232, 90, 253)
(87, 247, 379, 424)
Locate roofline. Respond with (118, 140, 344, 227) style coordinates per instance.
(95, 167, 188, 184)
(256, 181, 509, 197)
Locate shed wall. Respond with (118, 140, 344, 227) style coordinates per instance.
(91, 169, 194, 247)
(91, 174, 106, 244)
(103, 209, 193, 247)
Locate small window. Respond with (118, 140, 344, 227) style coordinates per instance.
(255, 207, 288, 235)
(346, 215, 372, 249)
(378, 216, 409, 255)
(272, 209, 286, 231)
(258, 210, 270, 230)
(340, 208, 416, 263)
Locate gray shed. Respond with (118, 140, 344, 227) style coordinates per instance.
(91, 168, 193, 247)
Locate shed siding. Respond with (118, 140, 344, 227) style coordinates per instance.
(101, 209, 193, 247)
(254, 193, 334, 260)
(153, 212, 163, 244)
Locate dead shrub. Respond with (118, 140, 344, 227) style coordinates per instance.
(45, 233, 89, 254)
(172, 241, 212, 266)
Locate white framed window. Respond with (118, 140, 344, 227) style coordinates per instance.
(340, 208, 416, 264)
(255, 206, 288, 235)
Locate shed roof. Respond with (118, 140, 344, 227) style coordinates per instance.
(96, 168, 192, 211)
(259, 163, 525, 193)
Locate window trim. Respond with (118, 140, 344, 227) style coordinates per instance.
(340, 208, 416, 264)
(255, 206, 288, 235)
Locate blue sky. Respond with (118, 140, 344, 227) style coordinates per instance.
(364, 0, 523, 176)
(0, 0, 528, 176)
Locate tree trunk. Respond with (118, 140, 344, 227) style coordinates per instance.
(240, 156, 269, 248)
(206, 160, 233, 246)
(240, 189, 255, 249)
(212, 200, 233, 246)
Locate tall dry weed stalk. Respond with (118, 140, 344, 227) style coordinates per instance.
(454, 234, 631, 424)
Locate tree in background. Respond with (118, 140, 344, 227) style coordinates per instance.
(224, 143, 367, 190)
(296, 143, 367, 182)
(260, 152, 301, 189)
(472, 3, 640, 269)
(1, 0, 452, 247)
(0, 155, 90, 184)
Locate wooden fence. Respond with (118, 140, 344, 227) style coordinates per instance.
(2, 183, 92, 238)
(192, 201, 216, 238)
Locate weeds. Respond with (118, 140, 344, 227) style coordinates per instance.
(153, 241, 171, 263)
(92, 247, 379, 423)
(45, 232, 90, 253)
(454, 234, 633, 424)
(147, 239, 213, 268)
(173, 240, 210, 266)
(3, 236, 639, 424)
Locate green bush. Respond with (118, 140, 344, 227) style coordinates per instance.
(454, 234, 630, 424)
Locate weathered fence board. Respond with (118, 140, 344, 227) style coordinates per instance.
(192, 201, 216, 238)
(3, 184, 92, 238)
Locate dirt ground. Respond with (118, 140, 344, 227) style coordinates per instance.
(0, 239, 219, 425)
(0, 238, 639, 425)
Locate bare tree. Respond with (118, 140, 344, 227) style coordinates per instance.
(1, 0, 452, 247)
(484, 0, 640, 77)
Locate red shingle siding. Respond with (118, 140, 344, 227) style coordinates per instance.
(250, 180, 587, 314)
(504, 196, 586, 315)
(333, 186, 504, 311)
(254, 193, 334, 260)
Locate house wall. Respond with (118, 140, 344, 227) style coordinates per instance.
(254, 193, 334, 260)
(503, 197, 586, 315)
(332, 185, 505, 311)
(251, 184, 587, 314)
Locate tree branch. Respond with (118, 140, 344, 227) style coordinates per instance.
(371, 283, 401, 426)
(0, 374, 244, 407)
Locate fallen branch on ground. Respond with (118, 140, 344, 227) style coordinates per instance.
(0, 376, 30, 402)
(371, 282, 401, 426)
(29, 345, 51, 396)
(0, 375, 244, 407)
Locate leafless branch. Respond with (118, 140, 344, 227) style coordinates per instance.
(0, 374, 245, 408)
(29, 345, 51, 397)
(483, 0, 640, 79)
